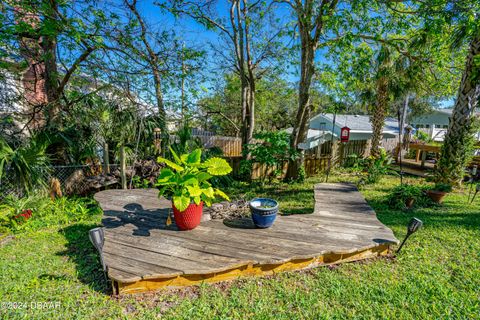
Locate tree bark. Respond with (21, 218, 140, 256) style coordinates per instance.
(436, 36, 480, 185)
(120, 144, 127, 189)
(370, 76, 388, 157)
(285, 0, 339, 180)
(286, 34, 315, 179)
(395, 94, 409, 161)
(103, 142, 110, 174)
(15, 2, 60, 128)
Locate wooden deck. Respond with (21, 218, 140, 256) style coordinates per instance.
(94, 184, 398, 294)
(394, 158, 435, 177)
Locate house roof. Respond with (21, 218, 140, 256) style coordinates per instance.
(431, 108, 480, 116)
(314, 113, 399, 134)
(436, 108, 453, 115)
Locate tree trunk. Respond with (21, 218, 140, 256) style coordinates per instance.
(103, 142, 110, 174)
(286, 39, 315, 180)
(436, 36, 480, 185)
(152, 69, 166, 132)
(396, 94, 409, 161)
(370, 76, 388, 157)
(247, 78, 255, 145)
(240, 77, 249, 146)
(42, 34, 61, 126)
(126, 0, 166, 132)
(120, 144, 127, 189)
(15, 3, 60, 129)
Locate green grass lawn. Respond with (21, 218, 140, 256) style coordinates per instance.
(1, 173, 479, 319)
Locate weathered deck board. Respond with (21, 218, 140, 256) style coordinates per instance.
(94, 183, 398, 294)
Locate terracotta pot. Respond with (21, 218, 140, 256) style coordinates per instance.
(405, 198, 415, 209)
(172, 202, 203, 230)
(426, 190, 447, 204)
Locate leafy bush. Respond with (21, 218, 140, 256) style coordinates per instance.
(170, 122, 202, 156)
(132, 175, 151, 189)
(0, 195, 101, 233)
(343, 154, 362, 170)
(156, 148, 232, 211)
(359, 148, 396, 184)
(432, 183, 452, 192)
(412, 130, 433, 144)
(386, 184, 424, 209)
(0, 136, 50, 194)
(243, 131, 299, 182)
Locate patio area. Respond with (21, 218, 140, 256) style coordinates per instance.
(94, 184, 398, 295)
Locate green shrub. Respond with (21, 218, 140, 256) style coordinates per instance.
(0, 136, 50, 194)
(432, 183, 453, 192)
(132, 176, 150, 189)
(243, 131, 299, 183)
(359, 149, 396, 184)
(0, 195, 101, 233)
(386, 184, 424, 209)
(412, 130, 433, 144)
(343, 154, 362, 170)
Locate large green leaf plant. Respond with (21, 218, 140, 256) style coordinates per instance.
(156, 148, 232, 211)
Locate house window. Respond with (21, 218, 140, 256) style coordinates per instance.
(425, 124, 430, 129)
(319, 122, 326, 130)
(417, 124, 423, 128)
(443, 125, 448, 129)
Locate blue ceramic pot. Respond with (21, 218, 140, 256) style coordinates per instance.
(249, 198, 278, 228)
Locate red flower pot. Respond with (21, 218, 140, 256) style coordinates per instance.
(172, 202, 203, 230)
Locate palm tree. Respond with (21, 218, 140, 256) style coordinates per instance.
(436, 35, 480, 184)
(367, 43, 431, 158)
(363, 46, 398, 157)
(0, 136, 50, 194)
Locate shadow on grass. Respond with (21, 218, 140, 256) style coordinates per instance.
(58, 223, 111, 295)
(367, 197, 480, 231)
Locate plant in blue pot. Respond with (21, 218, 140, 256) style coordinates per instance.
(249, 198, 279, 228)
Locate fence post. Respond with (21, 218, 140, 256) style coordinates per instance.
(120, 145, 127, 189)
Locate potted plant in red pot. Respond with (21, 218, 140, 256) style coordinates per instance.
(156, 148, 232, 230)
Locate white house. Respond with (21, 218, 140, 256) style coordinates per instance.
(409, 108, 480, 142)
(294, 113, 399, 150)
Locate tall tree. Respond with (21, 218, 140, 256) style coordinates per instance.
(124, 0, 167, 131)
(1, 0, 111, 130)
(198, 73, 299, 135)
(430, 2, 480, 184)
(280, 0, 340, 179)
(168, 0, 284, 149)
(436, 35, 480, 184)
(385, 0, 480, 184)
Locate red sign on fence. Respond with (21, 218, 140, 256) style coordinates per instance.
(340, 126, 350, 143)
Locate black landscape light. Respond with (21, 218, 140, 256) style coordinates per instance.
(89, 227, 106, 272)
(468, 165, 477, 202)
(470, 183, 480, 204)
(396, 217, 423, 253)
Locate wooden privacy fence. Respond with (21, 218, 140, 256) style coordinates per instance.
(190, 134, 400, 179)
(170, 133, 242, 157)
(192, 134, 242, 157)
(228, 156, 336, 179)
(304, 156, 331, 176)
